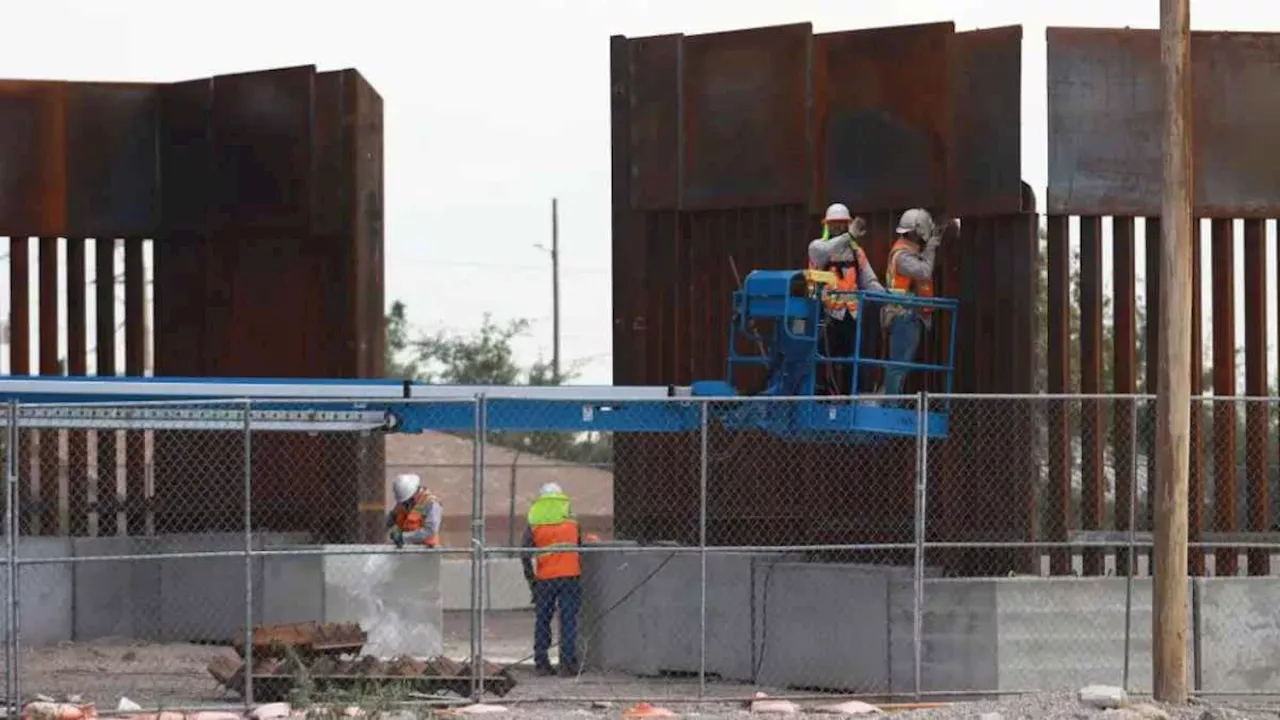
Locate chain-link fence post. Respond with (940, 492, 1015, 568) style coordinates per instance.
(698, 399, 709, 701)
(470, 394, 488, 701)
(5, 400, 18, 715)
(912, 391, 928, 701)
(242, 399, 255, 709)
(1123, 397, 1138, 692)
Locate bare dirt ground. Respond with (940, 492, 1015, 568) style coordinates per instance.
(14, 613, 1278, 718)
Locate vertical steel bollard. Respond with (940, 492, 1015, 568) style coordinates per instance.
(243, 399, 255, 709)
(476, 396, 487, 698)
(698, 400, 709, 700)
(912, 391, 928, 701)
(1123, 397, 1139, 692)
(6, 401, 18, 715)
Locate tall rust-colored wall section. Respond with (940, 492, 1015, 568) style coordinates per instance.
(611, 23, 1038, 575)
(0, 66, 384, 542)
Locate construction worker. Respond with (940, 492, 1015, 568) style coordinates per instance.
(387, 473, 442, 548)
(808, 202, 886, 395)
(880, 208, 951, 400)
(521, 482, 582, 677)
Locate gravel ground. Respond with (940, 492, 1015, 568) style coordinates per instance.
(11, 613, 1280, 719)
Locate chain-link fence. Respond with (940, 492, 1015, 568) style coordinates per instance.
(3, 393, 1280, 714)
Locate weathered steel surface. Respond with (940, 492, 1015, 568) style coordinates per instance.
(1211, 219, 1238, 575)
(1045, 215, 1071, 575)
(1079, 217, 1105, 576)
(815, 23, 953, 213)
(1190, 222, 1205, 576)
(38, 237, 59, 535)
(66, 84, 160, 237)
(1243, 219, 1269, 575)
(0, 83, 67, 237)
(681, 24, 812, 209)
(1112, 217, 1136, 573)
(1048, 28, 1280, 217)
(66, 238, 89, 537)
(210, 66, 314, 237)
(948, 26, 1024, 215)
(628, 34, 683, 210)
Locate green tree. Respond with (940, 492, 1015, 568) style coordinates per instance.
(384, 303, 612, 465)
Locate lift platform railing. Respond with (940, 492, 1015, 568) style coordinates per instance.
(837, 290, 959, 406)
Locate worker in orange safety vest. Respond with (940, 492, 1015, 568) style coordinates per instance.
(879, 208, 954, 402)
(521, 483, 584, 677)
(387, 473, 442, 548)
(808, 202, 887, 395)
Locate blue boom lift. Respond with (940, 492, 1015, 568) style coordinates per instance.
(0, 269, 956, 439)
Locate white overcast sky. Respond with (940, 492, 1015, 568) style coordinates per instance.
(1, 0, 1277, 390)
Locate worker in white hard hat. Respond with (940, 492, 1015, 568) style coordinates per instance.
(386, 473, 443, 548)
(808, 202, 886, 395)
(520, 482, 584, 676)
(879, 208, 955, 402)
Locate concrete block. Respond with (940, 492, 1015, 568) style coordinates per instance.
(72, 536, 160, 640)
(440, 557, 533, 611)
(1196, 577, 1280, 693)
(0, 538, 74, 646)
(753, 563, 890, 692)
(320, 545, 442, 657)
(261, 550, 324, 626)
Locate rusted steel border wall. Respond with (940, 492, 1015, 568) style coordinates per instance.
(0, 66, 385, 543)
(611, 23, 1039, 576)
(1044, 28, 1280, 578)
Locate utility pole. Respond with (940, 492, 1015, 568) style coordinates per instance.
(551, 198, 561, 383)
(1154, 0, 1192, 703)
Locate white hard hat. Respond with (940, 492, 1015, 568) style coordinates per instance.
(539, 483, 564, 497)
(896, 208, 935, 237)
(393, 473, 422, 504)
(823, 203, 853, 224)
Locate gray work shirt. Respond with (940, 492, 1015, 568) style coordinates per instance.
(807, 234, 886, 321)
(882, 237, 940, 329)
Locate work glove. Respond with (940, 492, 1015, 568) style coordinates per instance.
(849, 217, 868, 239)
(390, 528, 405, 549)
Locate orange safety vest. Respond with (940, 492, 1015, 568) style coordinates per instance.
(810, 245, 870, 318)
(885, 238, 934, 315)
(531, 521, 582, 580)
(394, 489, 440, 547)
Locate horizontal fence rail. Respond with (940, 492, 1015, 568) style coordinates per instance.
(2, 394, 1279, 714)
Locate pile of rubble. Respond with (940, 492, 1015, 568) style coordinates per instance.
(207, 622, 516, 703)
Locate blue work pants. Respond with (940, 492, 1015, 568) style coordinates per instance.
(533, 576, 581, 669)
(882, 313, 924, 398)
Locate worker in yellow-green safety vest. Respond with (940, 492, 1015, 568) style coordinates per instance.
(521, 483, 583, 677)
(808, 202, 885, 395)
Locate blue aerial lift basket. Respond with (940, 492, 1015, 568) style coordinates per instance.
(0, 268, 955, 440)
(687, 268, 957, 441)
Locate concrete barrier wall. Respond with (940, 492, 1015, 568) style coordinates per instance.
(440, 557, 532, 611)
(3, 535, 443, 657)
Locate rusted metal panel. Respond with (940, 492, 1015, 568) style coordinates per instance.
(1243, 219, 1269, 575)
(9, 237, 29, 375)
(65, 84, 160, 237)
(1189, 221, 1205, 576)
(0, 82, 68, 237)
(948, 26, 1024, 215)
(1078, 217, 1105, 576)
(38, 237, 59, 535)
(1112, 217, 1136, 573)
(210, 66, 314, 237)
(124, 238, 147, 535)
(1048, 28, 1280, 217)
(1143, 218, 1160, 574)
(681, 24, 812, 209)
(1211, 219, 1238, 575)
(1045, 215, 1071, 575)
(814, 22, 952, 213)
(349, 70, 385, 381)
(611, 35, 646, 387)
(94, 238, 117, 536)
(66, 238, 89, 536)
(627, 34, 683, 210)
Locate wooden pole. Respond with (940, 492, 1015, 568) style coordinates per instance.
(1154, 0, 1192, 703)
